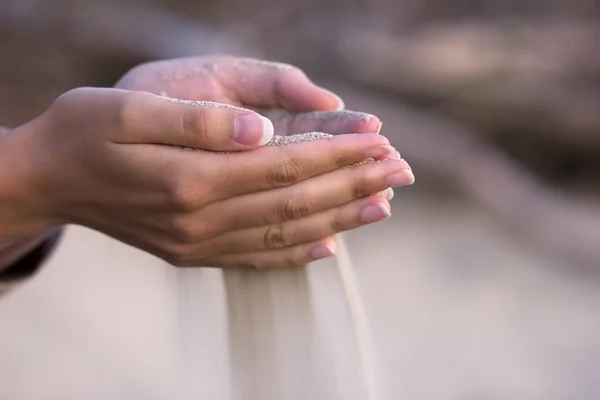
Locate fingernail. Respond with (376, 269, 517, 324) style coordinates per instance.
(365, 145, 396, 159)
(234, 114, 274, 146)
(384, 188, 395, 201)
(376, 122, 383, 134)
(386, 169, 415, 187)
(361, 202, 392, 223)
(311, 243, 337, 260)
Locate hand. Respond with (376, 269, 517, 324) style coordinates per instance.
(1, 87, 413, 269)
(116, 55, 345, 112)
(115, 55, 411, 268)
(115, 55, 385, 140)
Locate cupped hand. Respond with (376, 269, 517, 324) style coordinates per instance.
(115, 55, 384, 141)
(1, 87, 413, 269)
(116, 55, 345, 112)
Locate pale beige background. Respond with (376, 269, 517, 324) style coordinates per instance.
(1, 192, 600, 400)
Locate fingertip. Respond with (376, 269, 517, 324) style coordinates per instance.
(312, 88, 346, 112)
(360, 200, 392, 223)
(322, 89, 345, 111)
(352, 113, 381, 134)
(383, 188, 395, 201)
(368, 116, 383, 134)
(310, 239, 338, 260)
(330, 112, 382, 134)
(280, 76, 346, 112)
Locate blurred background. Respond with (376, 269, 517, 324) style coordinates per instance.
(1, 0, 600, 399)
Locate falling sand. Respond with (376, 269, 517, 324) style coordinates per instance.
(164, 96, 379, 399)
(224, 133, 377, 400)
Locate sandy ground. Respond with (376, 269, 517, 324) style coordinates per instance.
(1, 192, 600, 400)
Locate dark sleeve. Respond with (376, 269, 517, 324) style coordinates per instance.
(0, 230, 63, 291)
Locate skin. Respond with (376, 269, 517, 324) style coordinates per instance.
(0, 56, 414, 271)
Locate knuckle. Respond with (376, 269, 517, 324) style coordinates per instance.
(51, 87, 118, 126)
(167, 217, 198, 243)
(211, 54, 235, 66)
(333, 147, 348, 169)
(166, 213, 213, 244)
(322, 140, 346, 169)
(119, 91, 154, 126)
(165, 176, 202, 213)
(329, 209, 348, 233)
(166, 188, 197, 213)
(281, 253, 305, 268)
(169, 257, 195, 268)
(115, 64, 150, 90)
(165, 253, 189, 267)
(266, 157, 304, 188)
(182, 107, 211, 146)
(275, 61, 304, 76)
(238, 258, 263, 270)
(162, 243, 210, 267)
(273, 62, 305, 94)
(121, 90, 151, 108)
(352, 175, 372, 199)
(278, 196, 311, 221)
(262, 224, 290, 249)
(63, 86, 91, 98)
(54, 88, 78, 104)
(160, 243, 191, 267)
(53, 87, 93, 110)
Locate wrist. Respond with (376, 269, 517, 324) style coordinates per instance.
(0, 123, 61, 239)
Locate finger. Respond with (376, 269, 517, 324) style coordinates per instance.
(203, 158, 412, 232)
(214, 57, 345, 112)
(267, 110, 399, 161)
(261, 109, 382, 136)
(112, 90, 274, 151)
(201, 237, 338, 269)
(203, 133, 392, 198)
(196, 197, 391, 255)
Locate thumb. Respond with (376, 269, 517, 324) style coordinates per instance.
(117, 92, 274, 151)
(169, 97, 275, 151)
